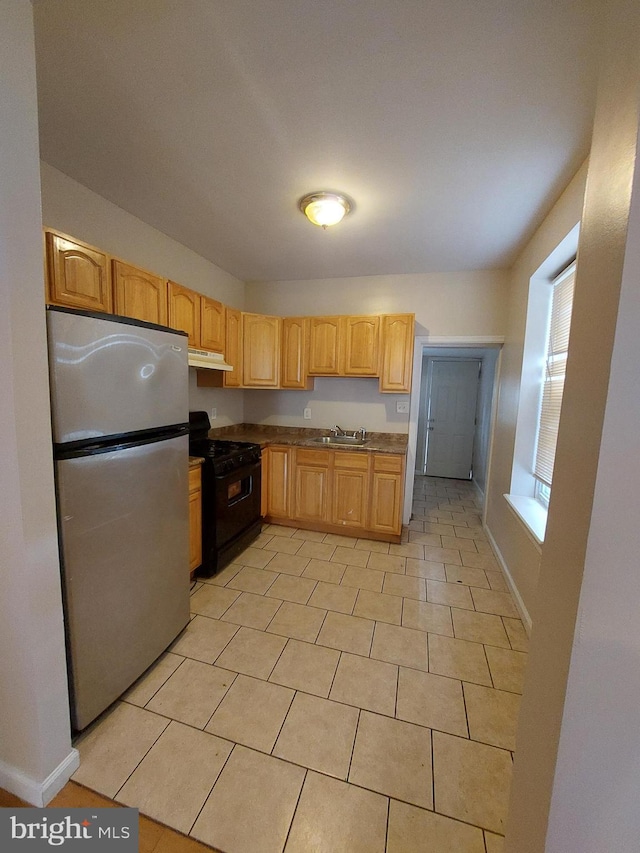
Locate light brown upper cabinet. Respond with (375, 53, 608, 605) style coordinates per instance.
(344, 315, 380, 376)
(242, 313, 281, 387)
(379, 314, 415, 393)
(45, 231, 112, 313)
(281, 317, 313, 390)
(167, 281, 200, 347)
(200, 297, 225, 352)
(308, 316, 342, 375)
(112, 260, 167, 326)
(308, 315, 381, 377)
(223, 307, 243, 387)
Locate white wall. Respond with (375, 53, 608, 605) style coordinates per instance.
(41, 162, 245, 307)
(188, 372, 245, 428)
(484, 163, 587, 621)
(40, 162, 247, 417)
(505, 0, 640, 847)
(0, 0, 78, 805)
(244, 378, 409, 434)
(247, 270, 509, 337)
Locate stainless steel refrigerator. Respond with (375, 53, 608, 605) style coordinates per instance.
(47, 306, 191, 731)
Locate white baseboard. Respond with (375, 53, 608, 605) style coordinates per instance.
(0, 747, 80, 807)
(484, 525, 532, 635)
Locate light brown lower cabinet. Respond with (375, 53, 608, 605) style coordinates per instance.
(369, 454, 404, 535)
(263, 445, 291, 519)
(188, 465, 202, 574)
(262, 445, 404, 542)
(293, 449, 330, 523)
(331, 452, 370, 530)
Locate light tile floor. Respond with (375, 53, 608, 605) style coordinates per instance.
(71, 476, 528, 852)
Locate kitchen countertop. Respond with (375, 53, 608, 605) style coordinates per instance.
(205, 423, 408, 455)
(189, 456, 205, 467)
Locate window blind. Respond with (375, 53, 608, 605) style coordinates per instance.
(534, 263, 576, 488)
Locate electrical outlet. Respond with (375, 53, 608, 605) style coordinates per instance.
(303, 407, 312, 420)
(211, 408, 217, 420)
(396, 400, 409, 414)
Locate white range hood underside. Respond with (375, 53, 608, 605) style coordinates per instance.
(187, 348, 233, 371)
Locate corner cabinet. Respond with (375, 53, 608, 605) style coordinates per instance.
(45, 231, 112, 313)
(113, 260, 167, 326)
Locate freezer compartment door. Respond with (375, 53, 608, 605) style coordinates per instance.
(56, 434, 190, 730)
(47, 308, 188, 444)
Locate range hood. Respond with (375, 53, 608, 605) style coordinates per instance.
(187, 348, 233, 371)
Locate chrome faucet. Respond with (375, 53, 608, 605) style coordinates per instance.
(332, 425, 346, 436)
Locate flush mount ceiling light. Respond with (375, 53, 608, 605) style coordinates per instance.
(298, 192, 352, 229)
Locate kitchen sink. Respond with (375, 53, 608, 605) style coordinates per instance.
(311, 436, 369, 446)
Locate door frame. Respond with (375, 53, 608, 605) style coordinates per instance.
(404, 336, 504, 525)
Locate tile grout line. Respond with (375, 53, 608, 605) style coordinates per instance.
(186, 740, 237, 840)
(281, 767, 308, 852)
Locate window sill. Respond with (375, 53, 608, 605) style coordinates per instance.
(504, 494, 547, 551)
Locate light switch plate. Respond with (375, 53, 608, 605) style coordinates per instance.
(396, 401, 409, 414)
(211, 408, 217, 420)
(303, 407, 312, 420)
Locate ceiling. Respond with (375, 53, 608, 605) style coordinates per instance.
(33, 0, 600, 283)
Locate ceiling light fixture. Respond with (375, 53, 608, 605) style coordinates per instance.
(299, 192, 352, 229)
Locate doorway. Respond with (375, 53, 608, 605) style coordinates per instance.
(422, 358, 481, 479)
(414, 346, 500, 490)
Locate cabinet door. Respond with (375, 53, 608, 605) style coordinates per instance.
(293, 449, 330, 523)
(243, 313, 281, 387)
(344, 316, 380, 376)
(281, 317, 311, 389)
(112, 260, 167, 325)
(200, 297, 225, 352)
(188, 466, 202, 573)
(168, 281, 201, 347)
(332, 452, 370, 530)
(308, 316, 342, 375)
(379, 314, 415, 393)
(223, 307, 243, 387)
(45, 232, 112, 313)
(265, 446, 291, 518)
(369, 455, 404, 535)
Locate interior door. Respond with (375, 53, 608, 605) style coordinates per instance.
(425, 359, 480, 479)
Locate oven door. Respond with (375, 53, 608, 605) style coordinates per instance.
(214, 460, 262, 550)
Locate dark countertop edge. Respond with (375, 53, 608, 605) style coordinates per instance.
(205, 424, 408, 455)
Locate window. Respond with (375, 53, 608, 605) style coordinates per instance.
(533, 263, 576, 502)
(506, 223, 579, 546)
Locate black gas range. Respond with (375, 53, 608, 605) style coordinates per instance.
(189, 412, 262, 576)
